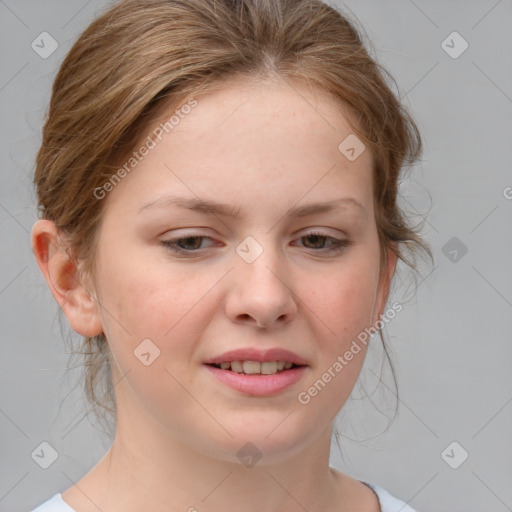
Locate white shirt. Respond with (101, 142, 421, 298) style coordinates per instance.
(29, 482, 418, 511)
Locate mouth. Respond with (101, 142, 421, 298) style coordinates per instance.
(204, 360, 308, 396)
(205, 360, 304, 375)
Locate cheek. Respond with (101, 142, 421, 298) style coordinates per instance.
(98, 263, 207, 411)
(98, 241, 180, 324)
(308, 261, 378, 345)
(298, 275, 376, 419)
(96, 250, 220, 365)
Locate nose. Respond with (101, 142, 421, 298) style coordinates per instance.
(225, 239, 298, 329)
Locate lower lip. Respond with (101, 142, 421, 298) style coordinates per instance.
(204, 365, 307, 396)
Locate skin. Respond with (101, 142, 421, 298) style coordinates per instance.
(32, 75, 396, 512)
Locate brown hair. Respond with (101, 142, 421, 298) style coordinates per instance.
(33, 0, 433, 440)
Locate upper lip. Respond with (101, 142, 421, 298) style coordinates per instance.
(204, 348, 309, 366)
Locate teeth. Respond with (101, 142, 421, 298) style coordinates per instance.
(243, 361, 262, 374)
(216, 360, 297, 375)
(231, 361, 244, 373)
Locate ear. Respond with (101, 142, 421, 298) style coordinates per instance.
(372, 243, 398, 327)
(31, 219, 103, 337)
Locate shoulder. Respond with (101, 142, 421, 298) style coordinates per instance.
(29, 483, 418, 512)
(363, 482, 419, 512)
(29, 493, 76, 512)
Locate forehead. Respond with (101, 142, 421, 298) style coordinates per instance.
(178, 76, 363, 147)
(103, 76, 374, 217)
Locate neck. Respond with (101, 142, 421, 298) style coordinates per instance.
(73, 398, 344, 512)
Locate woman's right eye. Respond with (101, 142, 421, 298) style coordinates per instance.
(161, 235, 215, 254)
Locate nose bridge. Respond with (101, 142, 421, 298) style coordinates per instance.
(227, 232, 297, 327)
(235, 233, 285, 289)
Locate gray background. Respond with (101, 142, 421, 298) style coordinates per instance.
(1, 1, 511, 511)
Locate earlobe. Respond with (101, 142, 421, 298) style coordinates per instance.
(31, 219, 103, 338)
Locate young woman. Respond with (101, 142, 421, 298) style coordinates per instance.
(30, 0, 432, 510)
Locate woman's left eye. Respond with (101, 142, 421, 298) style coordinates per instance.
(293, 232, 352, 252)
(160, 231, 352, 255)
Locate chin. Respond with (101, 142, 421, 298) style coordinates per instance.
(201, 427, 315, 468)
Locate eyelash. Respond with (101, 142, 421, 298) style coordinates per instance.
(160, 231, 352, 256)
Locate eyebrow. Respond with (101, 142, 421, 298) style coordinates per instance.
(137, 194, 366, 219)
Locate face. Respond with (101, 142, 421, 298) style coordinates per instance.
(64, 77, 395, 465)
